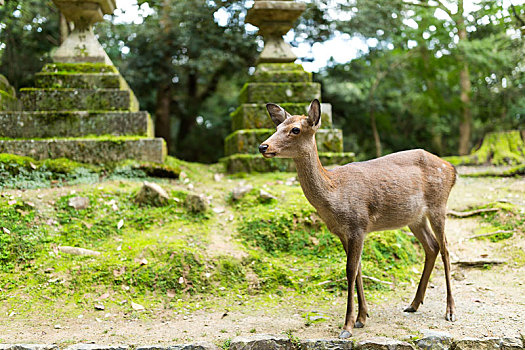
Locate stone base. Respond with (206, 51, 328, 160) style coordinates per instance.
(0, 111, 153, 138)
(0, 137, 166, 164)
(221, 152, 356, 173)
(225, 128, 344, 155)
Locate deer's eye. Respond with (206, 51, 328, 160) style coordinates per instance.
(291, 127, 300, 135)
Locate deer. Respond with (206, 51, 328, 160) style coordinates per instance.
(258, 99, 457, 339)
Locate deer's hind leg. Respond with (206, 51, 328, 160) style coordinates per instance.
(404, 218, 439, 313)
(428, 209, 456, 322)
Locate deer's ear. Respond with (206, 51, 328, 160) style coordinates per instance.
(307, 99, 321, 128)
(266, 103, 291, 127)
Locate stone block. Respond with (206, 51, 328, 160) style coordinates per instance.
(230, 334, 293, 350)
(19, 88, 138, 112)
(0, 345, 58, 350)
(251, 68, 312, 83)
(0, 111, 153, 138)
(453, 338, 501, 350)
(300, 339, 353, 349)
(416, 330, 453, 350)
(0, 74, 18, 111)
(221, 152, 355, 173)
(136, 342, 219, 350)
(64, 345, 128, 350)
(0, 137, 166, 163)
(231, 103, 333, 131)
(224, 128, 343, 155)
(41, 62, 118, 74)
(356, 337, 415, 350)
(239, 82, 321, 104)
(35, 72, 122, 89)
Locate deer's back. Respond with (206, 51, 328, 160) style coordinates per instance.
(323, 149, 456, 233)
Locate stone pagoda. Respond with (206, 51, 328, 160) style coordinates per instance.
(0, 0, 165, 163)
(221, 0, 354, 173)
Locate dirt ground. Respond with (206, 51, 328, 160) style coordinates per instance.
(1, 168, 524, 345)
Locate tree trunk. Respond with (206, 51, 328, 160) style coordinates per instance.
(456, 1, 472, 155)
(155, 84, 172, 152)
(369, 108, 382, 158)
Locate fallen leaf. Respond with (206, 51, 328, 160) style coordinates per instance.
(178, 276, 185, 284)
(94, 303, 105, 310)
(167, 289, 176, 298)
(117, 219, 124, 230)
(2, 227, 10, 234)
(29, 162, 37, 170)
(131, 302, 145, 311)
(7, 200, 16, 205)
(113, 266, 126, 277)
(99, 292, 110, 300)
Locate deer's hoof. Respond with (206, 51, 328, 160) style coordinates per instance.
(354, 321, 365, 328)
(404, 306, 417, 313)
(446, 313, 456, 322)
(339, 330, 352, 339)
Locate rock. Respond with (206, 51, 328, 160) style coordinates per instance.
(94, 303, 105, 310)
(416, 330, 453, 349)
(136, 343, 219, 350)
(231, 185, 253, 201)
(184, 193, 209, 213)
(0, 346, 58, 350)
(500, 337, 523, 349)
(58, 246, 101, 257)
(68, 196, 90, 210)
(259, 189, 277, 202)
(64, 345, 128, 350)
(356, 337, 415, 350)
(301, 339, 353, 349)
(134, 181, 169, 207)
(453, 337, 501, 350)
(230, 334, 292, 350)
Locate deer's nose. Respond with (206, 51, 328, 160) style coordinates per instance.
(259, 144, 269, 154)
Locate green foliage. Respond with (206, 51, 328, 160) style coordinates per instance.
(0, 200, 48, 271)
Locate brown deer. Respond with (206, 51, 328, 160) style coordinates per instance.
(258, 99, 457, 338)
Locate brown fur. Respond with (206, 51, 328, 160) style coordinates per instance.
(260, 100, 457, 338)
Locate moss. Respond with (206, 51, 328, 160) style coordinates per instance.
(34, 73, 121, 89)
(239, 82, 321, 104)
(462, 164, 525, 177)
(41, 62, 117, 74)
(446, 131, 525, 166)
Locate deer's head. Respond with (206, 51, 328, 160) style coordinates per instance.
(259, 99, 321, 158)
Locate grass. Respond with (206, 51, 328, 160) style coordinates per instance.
(7, 154, 520, 324)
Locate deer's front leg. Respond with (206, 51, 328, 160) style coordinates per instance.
(339, 236, 365, 339)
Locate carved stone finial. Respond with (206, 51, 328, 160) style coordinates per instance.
(52, 0, 117, 64)
(246, 0, 306, 63)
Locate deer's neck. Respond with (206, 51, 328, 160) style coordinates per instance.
(293, 142, 333, 208)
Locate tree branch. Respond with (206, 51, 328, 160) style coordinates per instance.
(435, 0, 454, 18)
(511, 4, 525, 27)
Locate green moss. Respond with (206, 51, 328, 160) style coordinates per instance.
(239, 82, 321, 104)
(462, 164, 525, 177)
(446, 131, 525, 166)
(41, 63, 117, 74)
(34, 73, 121, 89)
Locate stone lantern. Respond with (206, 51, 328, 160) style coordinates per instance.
(221, 0, 354, 173)
(52, 0, 116, 64)
(246, 0, 306, 63)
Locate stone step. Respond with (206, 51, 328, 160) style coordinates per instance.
(221, 152, 356, 173)
(239, 82, 321, 104)
(34, 72, 122, 89)
(41, 62, 118, 74)
(19, 88, 139, 112)
(251, 64, 312, 83)
(224, 128, 343, 156)
(0, 137, 166, 164)
(0, 111, 152, 138)
(231, 102, 333, 130)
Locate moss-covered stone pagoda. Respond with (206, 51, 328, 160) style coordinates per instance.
(221, 0, 354, 173)
(0, 0, 165, 164)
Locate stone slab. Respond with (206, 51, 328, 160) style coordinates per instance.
(65, 345, 128, 350)
(19, 89, 138, 112)
(0, 138, 166, 163)
(454, 337, 524, 350)
(0, 346, 58, 350)
(356, 337, 415, 349)
(0, 111, 153, 138)
(239, 82, 321, 104)
(221, 152, 356, 173)
(225, 128, 343, 156)
(301, 339, 353, 349)
(230, 334, 293, 350)
(251, 69, 312, 83)
(35, 72, 122, 89)
(136, 342, 219, 350)
(41, 62, 118, 74)
(231, 103, 332, 130)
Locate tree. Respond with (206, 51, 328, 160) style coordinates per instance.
(97, 0, 258, 161)
(0, 0, 60, 90)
